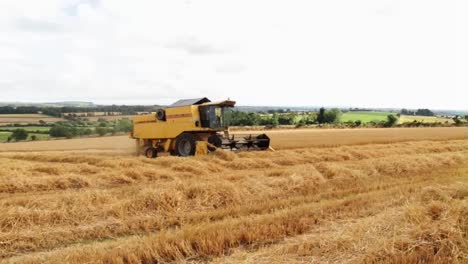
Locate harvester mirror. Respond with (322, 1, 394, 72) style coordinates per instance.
(156, 109, 166, 121)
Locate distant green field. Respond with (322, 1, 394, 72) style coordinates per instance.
(0, 131, 11, 142)
(0, 126, 51, 132)
(341, 112, 395, 123)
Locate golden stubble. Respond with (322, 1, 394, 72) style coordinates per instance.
(0, 136, 467, 264)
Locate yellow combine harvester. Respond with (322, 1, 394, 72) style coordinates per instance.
(132, 98, 270, 158)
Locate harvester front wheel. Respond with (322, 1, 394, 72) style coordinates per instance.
(208, 134, 222, 148)
(174, 133, 196, 157)
(145, 147, 158, 159)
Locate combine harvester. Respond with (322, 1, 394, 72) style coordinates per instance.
(132, 98, 271, 158)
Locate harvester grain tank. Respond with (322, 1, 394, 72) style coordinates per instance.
(132, 98, 270, 158)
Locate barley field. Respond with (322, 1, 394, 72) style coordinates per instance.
(0, 128, 467, 263)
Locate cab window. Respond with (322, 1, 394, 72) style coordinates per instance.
(200, 106, 224, 129)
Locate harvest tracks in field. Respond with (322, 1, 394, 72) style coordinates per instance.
(0, 138, 467, 263)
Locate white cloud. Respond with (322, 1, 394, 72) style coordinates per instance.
(0, 0, 466, 109)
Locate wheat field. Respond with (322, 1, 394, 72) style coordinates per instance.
(0, 128, 467, 263)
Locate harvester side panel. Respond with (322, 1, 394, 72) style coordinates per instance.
(133, 106, 212, 139)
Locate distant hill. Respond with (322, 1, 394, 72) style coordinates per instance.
(235, 106, 467, 116)
(48, 101, 96, 107)
(0, 101, 95, 108)
(0, 101, 466, 116)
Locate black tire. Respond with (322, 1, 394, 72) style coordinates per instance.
(144, 147, 158, 158)
(208, 134, 222, 148)
(174, 133, 197, 157)
(256, 134, 270, 150)
(156, 109, 166, 121)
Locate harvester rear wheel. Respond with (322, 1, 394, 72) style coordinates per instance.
(145, 147, 158, 158)
(174, 133, 196, 157)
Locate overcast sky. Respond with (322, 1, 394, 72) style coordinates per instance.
(0, 0, 466, 109)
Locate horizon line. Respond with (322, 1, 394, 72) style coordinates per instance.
(0, 101, 467, 112)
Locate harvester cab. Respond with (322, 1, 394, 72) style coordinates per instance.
(132, 98, 270, 158)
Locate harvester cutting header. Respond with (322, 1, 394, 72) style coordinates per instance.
(132, 98, 270, 158)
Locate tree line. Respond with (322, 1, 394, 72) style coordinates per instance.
(227, 108, 344, 126)
(5, 119, 133, 142)
(400, 108, 434, 116)
(226, 107, 400, 128)
(49, 119, 133, 138)
(0, 105, 159, 117)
